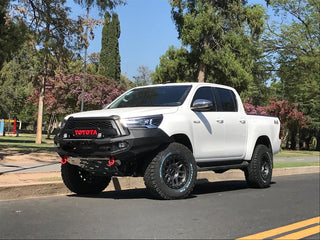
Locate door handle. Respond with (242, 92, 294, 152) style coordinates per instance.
(240, 120, 246, 124)
(216, 119, 224, 124)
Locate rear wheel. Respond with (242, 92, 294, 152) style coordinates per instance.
(245, 144, 273, 188)
(61, 162, 111, 194)
(144, 142, 197, 200)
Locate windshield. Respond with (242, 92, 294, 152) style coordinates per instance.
(107, 85, 192, 108)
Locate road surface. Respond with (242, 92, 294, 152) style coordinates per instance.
(0, 173, 319, 239)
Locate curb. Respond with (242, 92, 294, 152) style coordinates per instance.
(0, 166, 319, 201)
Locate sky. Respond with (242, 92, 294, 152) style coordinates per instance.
(68, 0, 271, 81)
(68, 0, 181, 80)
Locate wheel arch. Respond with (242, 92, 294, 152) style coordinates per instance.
(170, 134, 193, 153)
(244, 135, 273, 161)
(255, 135, 272, 151)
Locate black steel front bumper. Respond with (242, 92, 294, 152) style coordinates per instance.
(54, 127, 171, 160)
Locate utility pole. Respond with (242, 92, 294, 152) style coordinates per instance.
(81, 47, 87, 112)
(81, 7, 89, 112)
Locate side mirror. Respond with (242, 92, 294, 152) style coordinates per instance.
(191, 99, 213, 111)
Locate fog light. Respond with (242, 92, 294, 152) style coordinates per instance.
(118, 142, 127, 148)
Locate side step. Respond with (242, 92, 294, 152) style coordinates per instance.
(197, 161, 249, 172)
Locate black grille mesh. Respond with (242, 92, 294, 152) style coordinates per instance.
(65, 118, 114, 130)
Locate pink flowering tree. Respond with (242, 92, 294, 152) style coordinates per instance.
(266, 98, 307, 150)
(243, 98, 267, 115)
(29, 73, 126, 138)
(243, 97, 307, 149)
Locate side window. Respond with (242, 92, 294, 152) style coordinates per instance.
(191, 87, 216, 111)
(214, 88, 238, 112)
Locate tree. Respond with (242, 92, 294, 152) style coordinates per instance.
(73, 0, 126, 111)
(120, 74, 135, 89)
(168, 0, 266, 94)
(243, 99, 267, 115)
(243, 97, 308, 150)
(266, 0, 320, 132)
(8, 0, 80, 143)
(87, 52, 100, 74)
(0, 42, 37, 121)
(266, 98, 307, 150)
(133, 66, 153, 86)
(98, 12, 121, 82)
(152, 46, 197, 84)
(0, 0, 28, 69)
(28, 73, 126, 138)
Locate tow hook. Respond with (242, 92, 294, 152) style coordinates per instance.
(61, 156, 68, 165)
(108, 157, 115, 166)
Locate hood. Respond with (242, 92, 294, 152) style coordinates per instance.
(65, 107, 179, 120)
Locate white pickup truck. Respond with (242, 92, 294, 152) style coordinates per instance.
(55, 83, 281, 199)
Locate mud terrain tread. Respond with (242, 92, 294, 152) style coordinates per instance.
(61, 162, 111, 194)
(144, 142, 197, 200)
(245, 144, 273, 188)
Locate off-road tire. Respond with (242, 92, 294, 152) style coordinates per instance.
(245, 144, 273, 188)
(61, 162, 111, 194)
(144, 142, 197, 200)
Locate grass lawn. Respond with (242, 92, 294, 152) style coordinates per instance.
(274, 161, 320, 168)
(0, 134, 55, 153)
(276, 149, 320, 158)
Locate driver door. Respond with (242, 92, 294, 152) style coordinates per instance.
(190, 86, 226, 160)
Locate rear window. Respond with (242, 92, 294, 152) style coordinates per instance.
(108, 85, 192, 108)
(215, 88, 238, 112)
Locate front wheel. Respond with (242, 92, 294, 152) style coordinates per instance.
(144, 143, 197, 200)
(244, 144, 273, 188)
(61, 162, 111, 195)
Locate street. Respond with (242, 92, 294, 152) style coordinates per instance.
(0, 173, 319, 239)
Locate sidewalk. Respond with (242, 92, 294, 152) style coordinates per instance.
(0, 151, 319, 201)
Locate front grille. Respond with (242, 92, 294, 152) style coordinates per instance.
(64, 117, 120, 139)
(65, 118, 114, 130)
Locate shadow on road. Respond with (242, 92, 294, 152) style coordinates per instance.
(67, 180, 276, 200)
(68, 188, 151, 200)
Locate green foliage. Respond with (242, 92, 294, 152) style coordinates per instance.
(0, 0, 28, 69)
(99, 12, 121, 82)
(156, 0, 267, 95)
(266, 0, 320, 131)
(120, 74, 136, 89)
(87, 52, 100, 74)
(152, 46, 197, 83)
(74, 0, 126, 13)
(0, 42, 38, 121)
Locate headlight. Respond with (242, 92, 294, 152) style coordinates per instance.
(121, 115, 163, 129)
(58, 119, 67, 129)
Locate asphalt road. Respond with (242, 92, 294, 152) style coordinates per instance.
(0, 173, 319, 239)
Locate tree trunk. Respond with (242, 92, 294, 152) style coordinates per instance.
(295, 129, 300, 150)
(35, 75, 45, 144)
(197, 63, 205, 82)
(36, 22, 49, 144)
